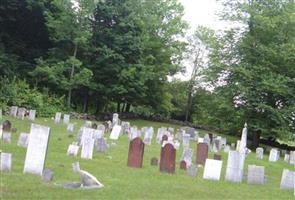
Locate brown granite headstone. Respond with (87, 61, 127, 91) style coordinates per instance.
(213, 154, 222, 160)
(127, 137, 145, 168)
(2, 120, 11, 132)
(196, 143, 208, 165)
(150, 157, 158, 166)
(180, 160, 187, 170)
(161, 135, 168, 143)
(160, 143, 176, 173)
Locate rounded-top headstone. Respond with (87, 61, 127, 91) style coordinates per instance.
(2, 120, 12, 132)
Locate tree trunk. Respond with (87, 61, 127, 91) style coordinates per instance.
(96, 101, 101, 114)
(117, 102, 121, 113)
(125, 103, 131, 112)
(67, 43, 78, 108)
(252, 130, 261, 149)
(121, 103, 126, 113)
(83, 92, 89, 113)
(185, 87, 193, 122)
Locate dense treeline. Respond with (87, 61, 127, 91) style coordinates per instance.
(0, 0, 294, 144)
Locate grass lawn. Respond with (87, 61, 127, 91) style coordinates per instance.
(1, 116, 294, 200)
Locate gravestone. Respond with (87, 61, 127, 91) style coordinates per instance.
(85, 121, 92, 128)
(54, 112, 61, 123)
(198, 137, 204, 143)
(160, 143, 176, 173)
(203, 134, 211, 147)
(95, 138, 108, 153)
(180, 148, 193, 166)
(121, 121, 130, 135)
(161, 135, 168, 143)
(182, 134, 190, 150)
(42, 169, 54, 182)
(81, 138, 95, 159)
(10, 106, 18, 117)
(127, 137, 145, 168)
(2, 120, 11, 132)
(109, 125, 121, 140)
(67, 143, 79, 156)
(79, 170, 104, 188)
(17, 107, 26, 120)
(3, 132, 11, 143)
(67, 123, 74, 133)
(150, 157, 158, 166)
(196, 143, 208, 165)
(213, 154, 221, 160)
(269, 148, 279, 162)
(17, 133, 30, 147)
(63, 114, 70, 124)
(212, 138, 221, 152)
(187, 165, 198, 177)
(143, 127, 153, 145)
(72, 162, 80, 172)
(247, 165, 265, 185)
(181, 127, 196, 140)
(284, 154, 289, 163)
(0, 153, 12, 172)
(224, 145, 231, 153)
(238, 123, 248, 154)
(129, 126, 140, 141)
(256, 147, 264, 160)
(23, 124, 51, 175)
(225, 151, 245, 183)
(203, 159, 222, 181)
(28, 110, 36, 121)
(80, 127, 94, 145)
(0, 124, 2, 139)
(112, 113, 119, 127)
(179, 160, 187, 170)
(289, 151, 295, 165)
(156, 127, 166, 144)
(280, 169, 295, 190)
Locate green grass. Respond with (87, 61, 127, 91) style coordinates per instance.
(1, 116, 294, 200)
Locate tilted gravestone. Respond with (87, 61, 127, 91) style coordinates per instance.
(150, 157, 158, 166)
(160, 143, 176, 173)
(79, 170, 104, 188)
(17, 133, 30, 148)
(110, 125, 122, 140)
(225, 151, 245, 183)
(63, 114, 70, 124)
(23, 124, 50, 175)
(10, 106, 18, 117)
(0, 152, 12, 172)
(196, 143, 208, 166)
(81, 138, 95, 159)
(54, 112, 61, 123)
(28, 110, 36, 121)
(127, 137, 145, 168)
(280, 169, 295, 190)
(179, 160, 187, 170)
(203, 159, 223, 181)
(256, 147, 264, 160)
(247, 165, 265, 185)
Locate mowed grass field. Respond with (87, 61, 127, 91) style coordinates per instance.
(1, 116, 294, 200)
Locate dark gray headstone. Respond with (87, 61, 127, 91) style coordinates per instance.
(42, 169, 54, 182)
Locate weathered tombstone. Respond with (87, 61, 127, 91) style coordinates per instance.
(269, 148, 279, 162)
(67, 143, 79, 156)
(238, 123, 248, 154)
(67, 123, 74, 134)
(95, 138, 108, 153)
(63, 114, 70, 124)
(28, 110, 36, 121)
(180, 148, 193, 167)
(150, 157, 158, 166)
(121, 121, 130, 135)
(196, 143, 208, 166)
(10, 106, 18, 117)
(187, 165, 198, 177)
(79, 170, 104, 188)
(17, 133, 30, 147)
(224, 145, 231, 153)
(179, 160, 187, 170)
(182, 134, 190, 150)
(0, 153, 12, 172)
(203, 159, 222, 181)
(160, 143, 176, 173)
(280, 169, 295, 190)
(220, 137, 227, 148)
(2, 120, 11, 132)
(143, 127, 154, 145)
(225, 151, 245, 183)
(80, 127, 94, 145)
(156, 127, 166, 144)
(42, 169, 54, 182)
(127, 137, 145, 168)
(213, 154, 221, 160)
(203, 134, 211, 147)
(3, 132, 11, 143)
(72, 162, 80, 172)
(284, 154, 289, 163)
(23, 124, 51, 175)
(289, 151, 295, 165)
(54, 112, 61, 123)
(212, 138, 221, 152)
(81, 138, 95, 159)
(17, 107, 26, 120)
(129, 126, 140, 141)
(112, 113, 119, 127)
(247, 165, 265, 185)
(109, 125, 121, 140)
(256, 147, 264, 160)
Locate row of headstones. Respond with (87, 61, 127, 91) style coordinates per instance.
(9, 106, 36, 120)
(54, 112, 70, 124)
(256, 147, 295, 165)
(125, 137, 294, 190)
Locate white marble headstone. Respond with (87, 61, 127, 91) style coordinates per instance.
(0, 152, 12, 172)
(10, 106, 18, 117)
(110, 125, 122, 140)
(81, 138, 94, 159)
(23, 124, 50, 175)
(280, 169, 295, 190)
(63, 114, 70, 124)
(225, 150, 245, 183)
(269, 148, 279, 162)
(247, 165, 265, 185)
(256, 147, 264, 160)
(203, 159, 222, 181)
(28, 110, 36, 121)
(17, 133, 30, 148)
(54, 112, 61, 123)
(67, 144, 79, 156)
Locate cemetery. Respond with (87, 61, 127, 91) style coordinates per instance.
(0, 111, 294, 199)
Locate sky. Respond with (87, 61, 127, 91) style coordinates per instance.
(174, 0, 226, 81)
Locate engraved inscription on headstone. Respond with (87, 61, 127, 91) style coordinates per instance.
(23, 124, 50, 175)
(127, 137, 145, 168)
(160, 143, 176, 173)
